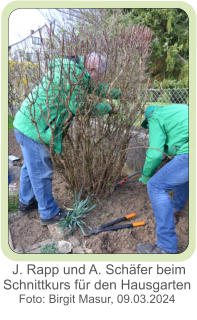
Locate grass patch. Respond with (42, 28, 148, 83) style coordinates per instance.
(8, 193, 19, 212)
(8, 114, 14, 130)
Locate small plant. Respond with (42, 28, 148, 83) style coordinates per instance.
(59, 190, 96, 235)
(8, 114, 14, 130)
(40, 242, 59, 254)
(8, 193, 19, 212)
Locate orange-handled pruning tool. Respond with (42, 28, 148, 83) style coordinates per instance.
(84, 213, 145, 236)
(115, 171, 142, 188)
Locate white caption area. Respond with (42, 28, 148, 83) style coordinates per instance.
(0, 259, 196, 319)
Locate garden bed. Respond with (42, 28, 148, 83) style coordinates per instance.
(8, 130, 189, 254)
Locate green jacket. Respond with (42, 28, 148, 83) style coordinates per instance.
(13, 56, 121, 154)
(142, 104, 189, 184)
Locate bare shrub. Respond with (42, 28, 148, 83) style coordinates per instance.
(10, 24, 153, 197)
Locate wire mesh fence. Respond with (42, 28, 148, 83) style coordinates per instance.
(144, 88, 189, 104)
(9, 87, 189, 116)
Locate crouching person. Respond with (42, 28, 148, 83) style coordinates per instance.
(137, 104, 189, 254)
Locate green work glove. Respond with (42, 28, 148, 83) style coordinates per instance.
(92, 103, 112, 116)
(141, 175, 150, 184)
(96, 83, 121, 99)
(110, 88, 121, 99)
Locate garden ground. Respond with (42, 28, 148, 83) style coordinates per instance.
(8, 130, 189, 254)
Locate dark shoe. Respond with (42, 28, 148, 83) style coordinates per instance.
(136, 242, 167, 254)
(40, 209, 71, 226)
(18, 199, 38, 216)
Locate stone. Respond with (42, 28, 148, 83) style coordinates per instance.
(72, 246, 85, 254)
(47, 223, 65, 241)
(57, 240, 72, 253)
(67, 236, 80, 248)
(84, 247, 93, 254)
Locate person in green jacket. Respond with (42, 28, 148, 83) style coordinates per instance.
(136, 104, 189, 254)
(13, 52, 120, 225)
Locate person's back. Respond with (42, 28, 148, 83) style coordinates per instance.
(151, 104, 188, 156)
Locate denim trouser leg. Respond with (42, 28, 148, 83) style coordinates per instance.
(147, 154, 189, 253)
(19, 162, 35, 204)
(14, 129, 60, 219)
(171, 182, 189, 212)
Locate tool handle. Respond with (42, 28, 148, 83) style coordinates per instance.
(119, 177, 129, 185)
(126, 212, 136, 219)
(100, 213, 136, 228)
(133, 221, 146, 227)
(116, 171, 142, 187)
(127, 171, 142, 179)
(102, 223, 134, 232)
(100, 217, 126, 228)
(85, 221, 146, 236)
(101, 222, 145, 232)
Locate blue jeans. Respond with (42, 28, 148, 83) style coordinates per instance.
(14, 129, 60, 219)
(147, 154, 189, 253)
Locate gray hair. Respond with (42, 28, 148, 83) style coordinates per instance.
(86, 52, 107, 74)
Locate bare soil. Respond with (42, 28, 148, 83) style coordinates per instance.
(8, 130, 189, 254)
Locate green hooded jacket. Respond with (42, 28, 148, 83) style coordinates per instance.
(142, 104, 189, 184)
(13, 56, 121, 154)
